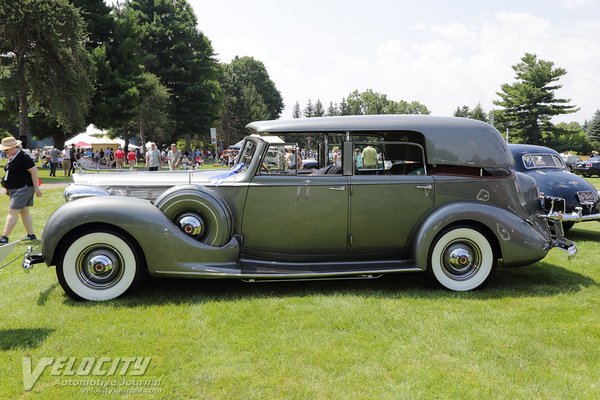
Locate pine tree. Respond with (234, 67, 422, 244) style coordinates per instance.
(292, 102, 301, 118)
(304, 99, 314, 118)
(494, 53, 579, 145)
(314, 99, 325, 117)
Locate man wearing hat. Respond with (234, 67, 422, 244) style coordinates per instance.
(0, 136, 42, 244)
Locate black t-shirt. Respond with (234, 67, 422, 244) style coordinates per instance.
(3, 150, 35, 189)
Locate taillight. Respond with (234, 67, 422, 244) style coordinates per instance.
(586, 162, 593, 167)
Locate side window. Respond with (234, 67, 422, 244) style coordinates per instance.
(354, 142, 425, 175)
(259, 144, 300, 175)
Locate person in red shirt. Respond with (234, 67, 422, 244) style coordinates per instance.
(127, 149, 137, 170)
(114, 147, 125, 169)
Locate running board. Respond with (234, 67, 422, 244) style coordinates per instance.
(153, 263, 422, 280)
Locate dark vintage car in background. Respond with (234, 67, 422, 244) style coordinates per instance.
(560, 154, 582, 172)
(573, 156, 600, 177)
(509, 144, 600, 231)
(25, 116, 576, 301)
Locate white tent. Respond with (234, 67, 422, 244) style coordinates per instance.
(65, 124, 139, 149)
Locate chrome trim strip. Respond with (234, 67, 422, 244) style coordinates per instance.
(154, 266, 422, 279)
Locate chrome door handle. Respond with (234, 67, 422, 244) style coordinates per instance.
(328, 187, 347, 191)
(416, 185, 432, 190)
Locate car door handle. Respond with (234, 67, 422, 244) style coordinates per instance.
(416, 185, 432, 190)
(328, 187, 347, 191)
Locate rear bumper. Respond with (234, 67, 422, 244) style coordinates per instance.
(539, 196, 578, 259)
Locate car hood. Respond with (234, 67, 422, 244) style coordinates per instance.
(72, 168, 240, 188)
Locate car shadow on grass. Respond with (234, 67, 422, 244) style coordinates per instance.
(0, 328, 54, 351)
(62, 261, 597, 307)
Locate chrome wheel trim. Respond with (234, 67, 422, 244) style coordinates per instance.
(440, 240, 482, 281)
(76, 245, 125, 289)
(174, 212, 207, 240)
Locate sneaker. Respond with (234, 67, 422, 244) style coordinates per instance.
(24, 234, 37, 241)
(0, 236, 8, 244)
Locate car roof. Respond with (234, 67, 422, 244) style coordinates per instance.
(508, 144, 561, 157)
(247, 115, 513, 168)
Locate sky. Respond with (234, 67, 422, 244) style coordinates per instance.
(177, 0, 598, 123)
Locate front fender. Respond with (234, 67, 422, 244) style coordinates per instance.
(41, 196, 240, 274)
(412, 201, 551, 270)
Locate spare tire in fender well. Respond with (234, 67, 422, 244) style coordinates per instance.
(154, 185, 234, 247)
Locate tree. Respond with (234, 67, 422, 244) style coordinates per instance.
(226, 56, 283, 120)
(128, 72, 173, 150)
(454, 105, 471, 118)
(313, 99, 325, 117)
(292, 102, 301, 118)
(304, 99, 314, 118)
(87, 5, 145, 131)
(326, 102, 339, 116)
(586, 109, 600, 144)
(549, 122, 592, 154)
(216, 56, 283, 145)
(0, 0, 95, 141)
(127, 0, 221, 143)
(493, 53, 579, 145)
(454, 103, 487, 122)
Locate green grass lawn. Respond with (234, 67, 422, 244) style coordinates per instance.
(0, 185, 599, 399)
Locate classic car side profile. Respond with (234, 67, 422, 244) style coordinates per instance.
(509, 144, 600, 231)
(25, 115, 576, 301)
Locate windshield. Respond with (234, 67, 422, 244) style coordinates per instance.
(235, 139, 257, 170)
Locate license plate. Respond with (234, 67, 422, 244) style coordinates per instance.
(577, 191, 595, 204)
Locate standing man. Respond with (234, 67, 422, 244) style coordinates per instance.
(167, 143, 182, 171)
(62, 145, 71, 176)
(68, 144, 77, 175)
(0, 137, 42, 244)
(114, 147, 125, 169)
(49, 146, 60, 177)
(362, 144, 378, 169)
(127, 149, 137, 170)
(145, 142, 162, 171)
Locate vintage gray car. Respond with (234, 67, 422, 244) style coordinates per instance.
(25, 115, 576, 301)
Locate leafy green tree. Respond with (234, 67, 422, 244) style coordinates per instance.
(128, 72, 173, 149)
(292, 102, 301, 118)
(0, 0, 95, 140)
(550, 122, 592, 154)
(127, 0, 221, 142)
(227, 56, 283, 120)
(88, 5, 146, 131)
(494, 53, 579, 145)
(216, 56, 283, 145)
(314, 99, 325, 117)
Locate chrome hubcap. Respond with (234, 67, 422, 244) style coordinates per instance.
(77, 247, 124, 289)
(441, 240, 481, 281)
(175, 212, 206, 240)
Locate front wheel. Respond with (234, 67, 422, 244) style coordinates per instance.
(57, 231, 144, 301)
(427, 227, 495, 291)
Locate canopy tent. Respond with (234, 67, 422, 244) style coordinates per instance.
(65, 124, 140, 151)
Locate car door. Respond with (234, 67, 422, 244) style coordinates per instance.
(241, 145, 349, 256)
(349, 142, 434, 255)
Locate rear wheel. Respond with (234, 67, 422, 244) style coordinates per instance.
(57, 231, 144, 301)
(427, 227, 495, 291)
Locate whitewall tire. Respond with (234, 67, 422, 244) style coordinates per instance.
(428, 227, 495, 291)
(57, 231, 143, 301)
